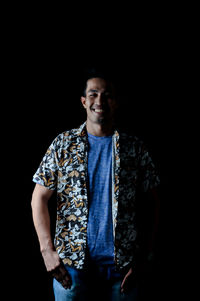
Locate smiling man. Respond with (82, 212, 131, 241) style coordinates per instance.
(31, 68, 160, 300)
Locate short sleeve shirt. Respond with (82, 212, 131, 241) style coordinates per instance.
(33, 122, 160, 270)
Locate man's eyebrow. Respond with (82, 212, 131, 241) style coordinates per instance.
(88, 89, 98, 93)
(88, 89, 111, 93)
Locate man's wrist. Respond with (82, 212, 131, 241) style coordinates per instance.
(40, 240, 54, 254)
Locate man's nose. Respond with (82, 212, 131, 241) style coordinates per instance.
(95, 93, 105, 105)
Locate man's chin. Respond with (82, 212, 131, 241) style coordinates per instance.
(89, 113, 110, 125)
(96, 117, 107, 125)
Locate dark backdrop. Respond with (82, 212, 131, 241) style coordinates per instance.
(10, 59, 171, 300)
(3, 20, 185, 300)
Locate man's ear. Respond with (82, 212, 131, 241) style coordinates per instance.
(81, 96, 87, 109)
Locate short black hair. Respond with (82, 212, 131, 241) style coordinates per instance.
(80, 66, 117, 97)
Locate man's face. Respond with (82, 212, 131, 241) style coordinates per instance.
(81, 77, 118, 125)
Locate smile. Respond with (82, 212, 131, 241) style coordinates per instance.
(91, 108, 105, 113)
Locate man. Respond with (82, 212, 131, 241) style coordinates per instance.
(31, 68, 160, 300)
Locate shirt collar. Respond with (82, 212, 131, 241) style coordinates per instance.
(77, 121, 119, 138)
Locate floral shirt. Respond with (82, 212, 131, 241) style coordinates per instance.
(33, 122, 160, 270)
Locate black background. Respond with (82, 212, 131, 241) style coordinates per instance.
(2, 6, 194, 300)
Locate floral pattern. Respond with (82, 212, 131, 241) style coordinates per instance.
(33, 122, 160, 270)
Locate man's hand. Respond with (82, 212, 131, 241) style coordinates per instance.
(41, 248, 72, 289)
(120, 267, 134, 293)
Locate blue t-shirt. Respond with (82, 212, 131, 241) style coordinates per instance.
(86, 132, 114, 265)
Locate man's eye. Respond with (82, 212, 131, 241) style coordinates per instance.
(89, 93, 97, 97)
(104, 93, 112, 98)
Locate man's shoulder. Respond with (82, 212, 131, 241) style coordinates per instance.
(52, 123, 86, 146)
(57, 127, 81, 139)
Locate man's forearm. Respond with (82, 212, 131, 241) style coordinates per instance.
(31, 194, 54, 252)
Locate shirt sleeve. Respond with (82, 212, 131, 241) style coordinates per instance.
(138, 143, 160, 193)
(32, 137, 59, 191)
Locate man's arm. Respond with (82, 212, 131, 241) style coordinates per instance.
(31, 184, 54, 254)
(31, 184, 72, 289)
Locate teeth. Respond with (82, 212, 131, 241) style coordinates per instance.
(94, 109, 104, 112)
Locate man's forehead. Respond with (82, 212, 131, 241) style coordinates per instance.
(86, 77, 111, 92)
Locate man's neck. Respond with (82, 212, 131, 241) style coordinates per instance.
(86, 121, 114, 137)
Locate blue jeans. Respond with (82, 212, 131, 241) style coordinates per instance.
(53, 263, 138, 300)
